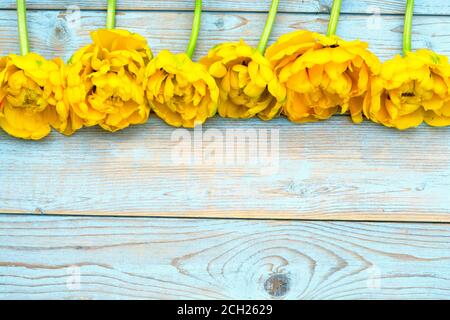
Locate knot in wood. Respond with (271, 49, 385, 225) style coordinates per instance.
(264, 273, 290, 298)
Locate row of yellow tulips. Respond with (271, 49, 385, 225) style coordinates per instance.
(1, 0, 449, 140)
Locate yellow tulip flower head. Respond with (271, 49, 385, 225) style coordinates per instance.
(0, 53, 66, 140)
(145, 50, 219, 128)
(200, 41, 285, 119)
(265, 30, 381, 123)
(364, 49, 450, 130)
(66, 29, 153, 132)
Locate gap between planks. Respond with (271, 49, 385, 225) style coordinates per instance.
(5, 210, 450, 224)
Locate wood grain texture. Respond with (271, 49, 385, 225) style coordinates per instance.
(1, 117, 450, 222)
(1, 215, 449, 300)
(0, 0, 449, 15)
(0, 10, 449, 62)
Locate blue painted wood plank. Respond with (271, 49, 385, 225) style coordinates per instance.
(1, 117, 450, 222)
(0, 0, 449, 15)
(0, 10, 449, 63)
(0, 215, 449, 299)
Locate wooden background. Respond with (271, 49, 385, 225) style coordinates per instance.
(1, 0, 450, 299)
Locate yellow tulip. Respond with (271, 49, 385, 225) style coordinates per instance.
(0, 53, 66, 140)
(145, 50, 219, 128)
(200, 41, 285, 119)
(265, 30, 381, 123)
(66, 29, 153, 133)
(364, 49, 450, 130)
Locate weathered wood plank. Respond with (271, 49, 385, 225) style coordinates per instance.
(1, 117, 450, 222)
(0, 0, 448, 15)
(1, 215, 449, 299)
(1, 8, 450, 222)
(0, 10, 449, 62)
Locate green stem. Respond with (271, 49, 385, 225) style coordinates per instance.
(16, 0, 29, 55)
(106, 0, 116, 29)
(403, 0, 414, 55)
(257, 0, 279, 54)
(186, 0, 202, 58)
(326, 0, 342, 36)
